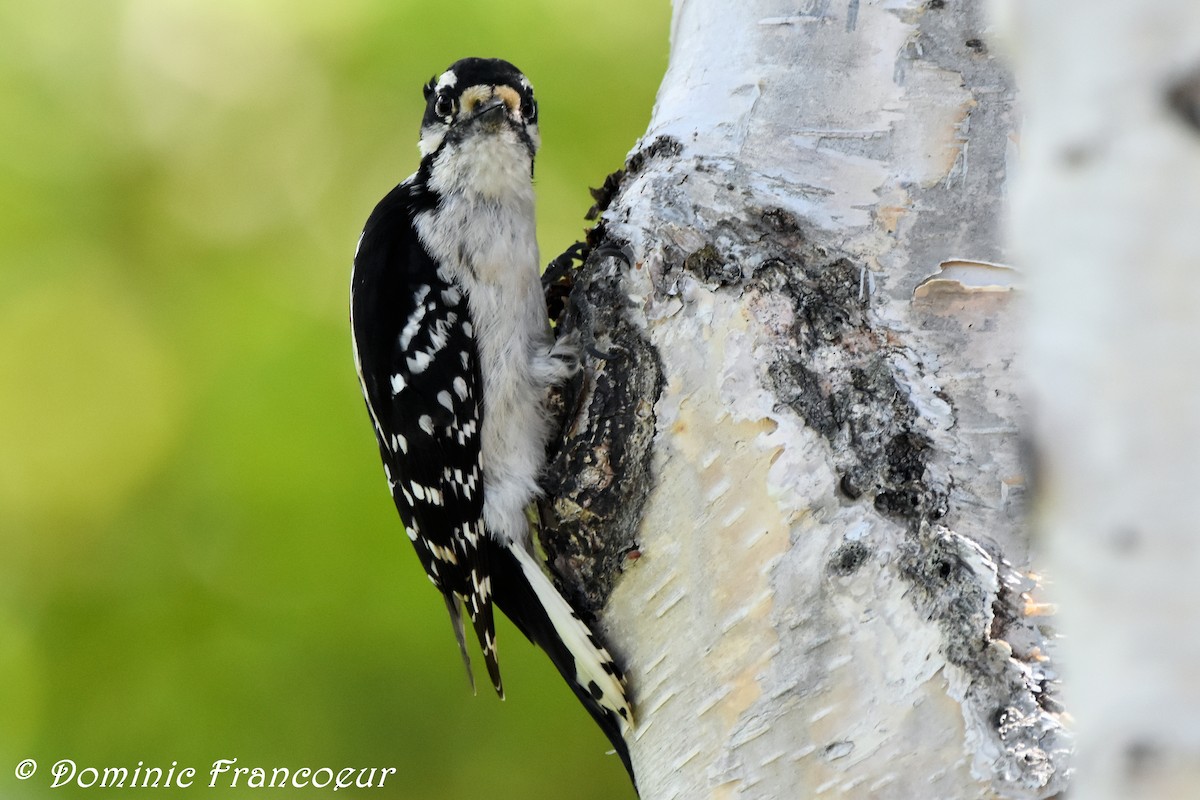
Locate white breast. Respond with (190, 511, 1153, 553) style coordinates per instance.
(413, 133, 554, 548)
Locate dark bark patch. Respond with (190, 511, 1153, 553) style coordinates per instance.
(539, 234, 664, 617)
(827, 540, 872, 576)
(838, 473, 863, 500)
(1166, 66, 1200, 134)
(742, 210, 1061, 783)
(898, 532, 992, 666)
(822, 740, 855, 761)
(625, 135, 683, 176)
(683, 243, 741, 287)
(761, 206, 805, 239)
(1124, 740, 1161, 779)
(585, 171, 625, 221)
(585, 136, 682, 221)
(753, 237, 944, 530)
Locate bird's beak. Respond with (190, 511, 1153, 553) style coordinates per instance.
(469, 97, 509, 131)
(472, 97, 507, 119)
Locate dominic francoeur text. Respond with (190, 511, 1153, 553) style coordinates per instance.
(40, 758, 397, 790)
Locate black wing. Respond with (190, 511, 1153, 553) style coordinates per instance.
(350, 179, 501, 694)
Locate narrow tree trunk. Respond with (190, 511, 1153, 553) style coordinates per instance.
(1006, 1, 1200, 798)
(543, 1, 1071, 797)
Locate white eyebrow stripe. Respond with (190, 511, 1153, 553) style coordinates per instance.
(436, 70, 458, 91)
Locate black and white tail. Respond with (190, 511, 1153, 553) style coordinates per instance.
(483, 536, 635, 777)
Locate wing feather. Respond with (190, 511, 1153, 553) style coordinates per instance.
(351, 179, 501, 694)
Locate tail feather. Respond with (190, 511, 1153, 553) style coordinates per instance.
(441, 592, 476, 694)
(484, 536, 635, 781)
(464, 564, 504, 697)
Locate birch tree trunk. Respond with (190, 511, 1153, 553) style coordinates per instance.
(541, 1, 1071, 797)
(1004, 1, 1200, 798)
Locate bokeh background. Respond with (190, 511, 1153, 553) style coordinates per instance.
(0, 2, 669, 797)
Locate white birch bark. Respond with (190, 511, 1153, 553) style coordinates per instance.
(1003, 1, 1200, 798)
(542, 0, 1071, 797)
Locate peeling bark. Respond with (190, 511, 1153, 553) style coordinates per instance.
(540, 0, 1071, 797)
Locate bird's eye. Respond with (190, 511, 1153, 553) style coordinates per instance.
(434, 94, 455, 119)
(521, 98, 537, 122)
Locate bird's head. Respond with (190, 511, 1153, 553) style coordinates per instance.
(417, 58, 540, 197)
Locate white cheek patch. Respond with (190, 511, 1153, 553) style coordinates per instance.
(419, 122, 449, 157)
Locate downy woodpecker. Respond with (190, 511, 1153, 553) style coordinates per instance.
(350, 57, 633, 774)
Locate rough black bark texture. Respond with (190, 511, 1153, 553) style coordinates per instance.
(536, 139, 687, 618)
(539, 241, 664, 617)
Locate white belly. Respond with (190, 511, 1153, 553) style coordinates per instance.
(414, 175, 553, 548)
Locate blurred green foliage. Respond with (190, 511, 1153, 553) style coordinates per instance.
(0, 1, 669, 797)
